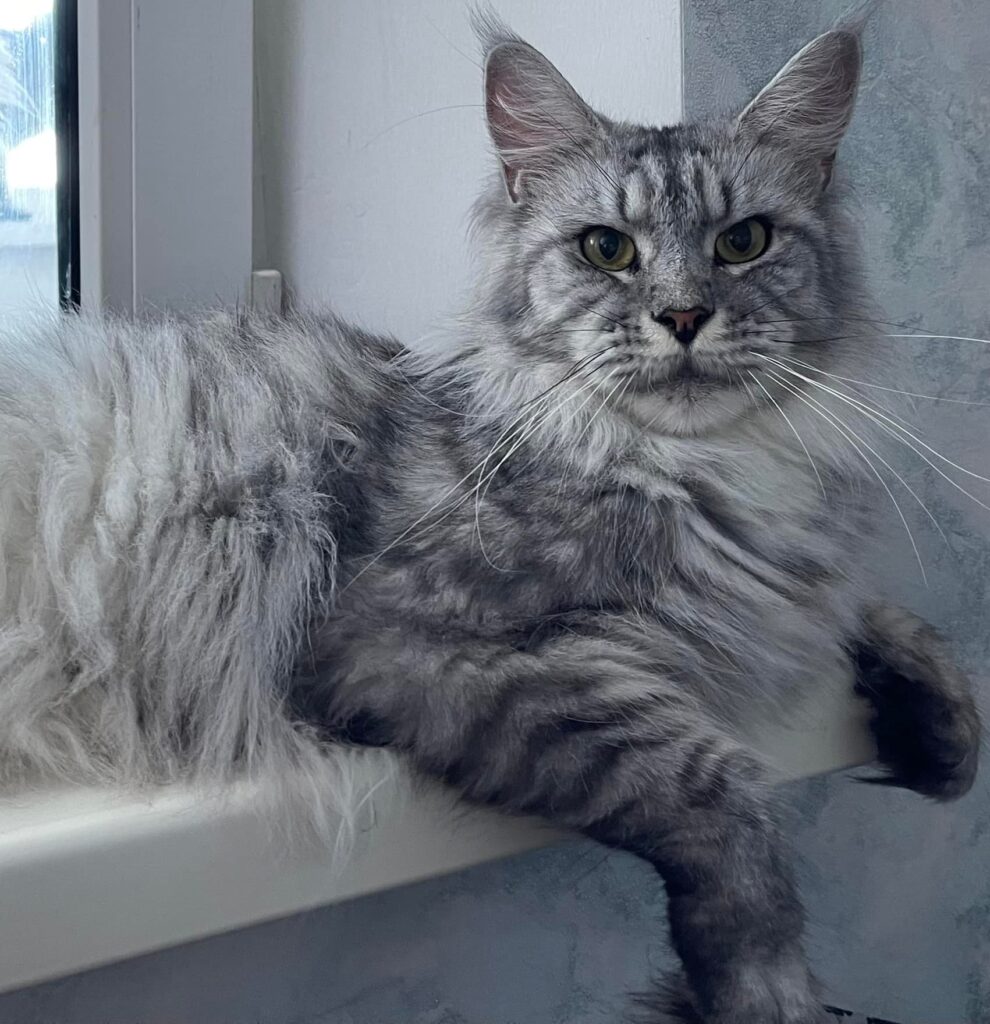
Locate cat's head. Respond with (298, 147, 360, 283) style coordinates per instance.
(467, 18, 866, 438)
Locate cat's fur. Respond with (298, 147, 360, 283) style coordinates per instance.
(0, 17, 980, 1024)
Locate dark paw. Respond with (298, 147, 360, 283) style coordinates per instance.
(855, 647, 981, 801)
(632, 973, 701, 1023)
(633, 971, 832, 1023)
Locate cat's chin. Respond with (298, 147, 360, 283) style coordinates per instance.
(620, 382, 752, 437)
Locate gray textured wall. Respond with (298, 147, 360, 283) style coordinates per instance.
(684, 1, 990, 1021)
(0, 840, 672, 1023)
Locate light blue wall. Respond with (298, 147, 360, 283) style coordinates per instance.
(683, 2, 990, 1021)
(0, 841, 672, 1023)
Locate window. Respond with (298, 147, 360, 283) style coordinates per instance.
(0, 0, 54, 314)
(0, 0, 77, 316)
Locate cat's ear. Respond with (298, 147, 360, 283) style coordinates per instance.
(737, 29, 862, 188)
(483, 36, 601, 203)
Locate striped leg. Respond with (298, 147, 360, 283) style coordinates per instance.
(324, 632, 829, 1023)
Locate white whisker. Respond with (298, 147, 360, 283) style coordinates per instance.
(757, 369, 932, 584)
(572, 372, 630, 448)
(472, 371, 615, 571)
(747, 370, 826, 498)
(771, 353, 990, 409)
(345, 348, 623, 588)
(756, 354, 990, 490)
(886, 333, 990, 346)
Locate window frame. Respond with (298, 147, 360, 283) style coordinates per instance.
(77, 0, 253, 314)
(54, 0, 80, 309)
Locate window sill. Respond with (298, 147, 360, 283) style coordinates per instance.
(0, 678, 873, 995)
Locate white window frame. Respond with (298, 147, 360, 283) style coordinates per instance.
(78, 0, 253, 313)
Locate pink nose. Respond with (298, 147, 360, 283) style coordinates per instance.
(652, 306, 713, 346)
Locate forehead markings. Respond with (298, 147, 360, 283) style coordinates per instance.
(619, 166, 653, 224)
(720, 179, 734, 220)
(692, 162, 707, 212)
(661, 158, 685, 209)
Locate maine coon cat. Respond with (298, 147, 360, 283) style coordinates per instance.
(0, 15, 980, 1023)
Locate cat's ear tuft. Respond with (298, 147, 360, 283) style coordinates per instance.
(479, 25, 601, 203)
(737, 29, 862, 188)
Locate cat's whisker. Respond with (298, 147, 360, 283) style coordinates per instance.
(395, 372, 483, 419)
(398, 397, 560, 561)
(735, 368, 758, 406)
(762, 364, 990, 534)
(886, 332, 990, 346)
(492, 354, 620, 459)
(360, 103, 484, 150)
(756, 370, 932, 583)
(756, 315, 990, 348)
(554, 376, 632, 507)
(574, 302, 627, 332)
(770, 352, 990, 409)
(757, 354, 990, 497)
(472, 370, 620, 570)
(756, 313, 915, 332)
(736, 284, 807, 322)
(517, 343, 623, 409)
(765, 355, 918, 430)
(760, 367, 949, 544)
(571, 371, 630, 449)
(344, 353, 617, 588)
(747, 371, 826, 498)
(750, 328, 879, 346)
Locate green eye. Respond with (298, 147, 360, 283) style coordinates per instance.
(715, 217, 770, 264)
(580, 227, 636, 272)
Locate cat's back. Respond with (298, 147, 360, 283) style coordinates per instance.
(0, 308, 401, 447)
(0, 307, 416, 590)
(0, 307, 407, 790)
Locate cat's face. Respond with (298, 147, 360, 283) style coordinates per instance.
(473, 23, 863, 437)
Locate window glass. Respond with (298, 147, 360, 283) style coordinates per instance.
(0, 0, 56, 315)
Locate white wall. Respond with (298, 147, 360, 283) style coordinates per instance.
(254, 0, 682, 341)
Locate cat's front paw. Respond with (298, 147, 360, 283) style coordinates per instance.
(859, 659, 980, 801)
(636, 970, 833, 1024)
(855, 606, 981, 802)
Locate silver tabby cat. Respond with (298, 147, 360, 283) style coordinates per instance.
(0, 16, 980, 1024)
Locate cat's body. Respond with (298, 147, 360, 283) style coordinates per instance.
(0, 17, 980, 1024)
(305, 319, 868, 742)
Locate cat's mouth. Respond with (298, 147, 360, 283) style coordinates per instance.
(621, 355, 741, 393)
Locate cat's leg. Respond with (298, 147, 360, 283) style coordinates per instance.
(854, 605, 980, 800)
(321, 631, 829, 1024)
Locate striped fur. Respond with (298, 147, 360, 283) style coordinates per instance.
(0, 19, 979, 1023)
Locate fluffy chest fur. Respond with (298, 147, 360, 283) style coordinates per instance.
(328, 385, 869, 728)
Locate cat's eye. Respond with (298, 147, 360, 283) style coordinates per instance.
(580, 227, 636, 272)
(715, 218, 771, 264)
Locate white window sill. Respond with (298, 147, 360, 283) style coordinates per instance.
(0, 679, 874, 995)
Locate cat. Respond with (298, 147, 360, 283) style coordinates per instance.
(0, 13, 980, 1024)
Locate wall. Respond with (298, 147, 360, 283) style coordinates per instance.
(0, 841, 676, 1024)
(682, 2, 990, 1021)
(253, 0, 681, 337)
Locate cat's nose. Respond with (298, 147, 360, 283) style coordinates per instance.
(651, 306, 713, 346)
